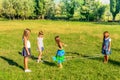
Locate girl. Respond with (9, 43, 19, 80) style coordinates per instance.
(102, 31, 111, 63)
(37, 31, 44, 63)
(53, 36, 66, 68)
(22, 28, 31, 72)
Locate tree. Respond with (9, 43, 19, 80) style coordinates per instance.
(110, 0, 120, 21)
(34, 0, 45, 19)
(44, 0, 55, 19)
(80, 0, 96, 21)
(2, 0, 34, 19)
(2, 0, 16, 19)
(80, 0, 106, 21)
(61, 0, 77, 19)
(97, 5, 106, 21)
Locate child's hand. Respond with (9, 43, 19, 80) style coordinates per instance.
(28, 52, 30, 56)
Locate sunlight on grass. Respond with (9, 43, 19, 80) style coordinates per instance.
(0, 20, 120, 80)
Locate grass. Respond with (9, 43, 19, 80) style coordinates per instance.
(0, 20, 120, 80)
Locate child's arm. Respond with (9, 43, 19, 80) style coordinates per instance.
(37, 38, 41, 51)
(108, 41, 111, 51)
(24, 37, 30, 55)
(62, 42, 67, 47)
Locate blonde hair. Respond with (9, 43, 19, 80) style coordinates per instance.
(23, 28, 31, 39)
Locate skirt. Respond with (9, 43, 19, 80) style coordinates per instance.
(53, 49, 65, 63)
(22, 47, 31, 57)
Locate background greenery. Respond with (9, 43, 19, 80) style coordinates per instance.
(0, 0, 120, 21)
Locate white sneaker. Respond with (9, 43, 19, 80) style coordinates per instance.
(41, 60, 44, 62)
(37, 60, 40, 63)
(37, 60, 44, 63)
(25, 69, 31, 72)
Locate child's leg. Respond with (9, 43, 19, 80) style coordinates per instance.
(58, 63, 63, 68)
(106, 55, 109, 62)
(38, 51, 42, 61)
(104, 55, 108, 63)
(24, 56, 28, 70)
(104, 55, 106, 63)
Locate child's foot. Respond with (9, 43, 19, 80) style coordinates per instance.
(104, 61, 108, 64)
(25, 69, 31, 72)
(58, 65, 63, 68)
(59, 66, 63, 69)
(37, 60, 44, 63)
(37, 60, 40, 63)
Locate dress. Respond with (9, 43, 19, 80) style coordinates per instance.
(102, 37, 111, 55)
(37, 37, 44, 51)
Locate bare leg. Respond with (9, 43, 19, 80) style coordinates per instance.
(38, 51, 42, 61)
(106, 55, 109, 62)
(24, 56, 28, 70)
(104, 55, 108, 63)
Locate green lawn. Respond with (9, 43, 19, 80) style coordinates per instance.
(0, 20, 120, 80)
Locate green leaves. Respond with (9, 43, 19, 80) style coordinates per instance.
(2, 0, 34, 19)
(110, 0, 120, 21)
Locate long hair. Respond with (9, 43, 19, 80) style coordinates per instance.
(103, 31, 109, 40)
(22, 28, 31, 39)
(102, 31, 109, 47)
(55, 36, 61, 48)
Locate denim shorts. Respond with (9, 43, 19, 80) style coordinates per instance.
(38, 47, 44, 52)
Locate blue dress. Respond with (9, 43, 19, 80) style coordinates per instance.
(102, 38, 111, 55)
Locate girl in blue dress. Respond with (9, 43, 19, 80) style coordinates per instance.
(102, 31, 111, 63)
(53, 36, 67, 68)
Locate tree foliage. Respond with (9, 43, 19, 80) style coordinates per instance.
(80, 0, 106, 21)
(2, 0, 34, 19)
(0, 0, 108, 21)
(110, 0, 120, 21)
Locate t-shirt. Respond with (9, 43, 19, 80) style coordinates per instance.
(37, 37, 44, 48)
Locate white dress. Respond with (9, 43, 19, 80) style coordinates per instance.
(37, 37, 44, 51)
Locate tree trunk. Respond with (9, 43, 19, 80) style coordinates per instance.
(41, 14, 45, 19)
(112, 14, 116, 21)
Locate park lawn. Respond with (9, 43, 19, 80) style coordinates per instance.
(0, 20, 120, 80)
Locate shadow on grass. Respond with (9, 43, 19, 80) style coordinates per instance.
(43, 60, 56, 67)
(18, 51, 22, 56)
(93, 22, 120, 25)
(112, 48, 120, 52)
(81, 55, 120, 66)
(66, 52, 80, 56)
(18, 51, 38, 60)
(0, 56, 24, 70)
(31, 55, 38, 60)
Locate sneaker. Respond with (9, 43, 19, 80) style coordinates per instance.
(37, 60, 40, 63)
(41, 60, 44, 62)
(37, 60, 44, 63)
(25, 69, 31, 72)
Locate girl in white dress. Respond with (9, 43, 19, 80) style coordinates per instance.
(37, 31, 44, 63)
